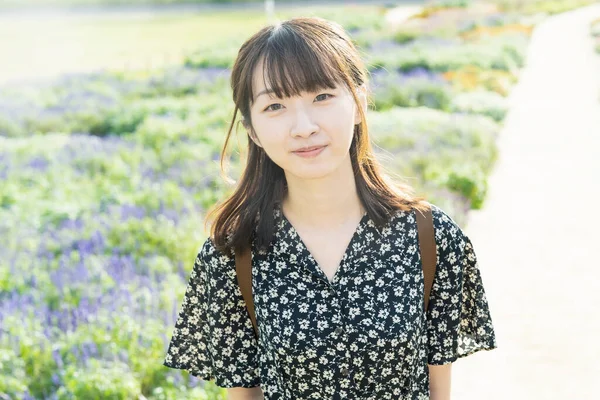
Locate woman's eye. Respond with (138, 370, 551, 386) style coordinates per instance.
(265, 103, 283, 112)
(264, 93, 333, 112)
(315, 93, 334, 101)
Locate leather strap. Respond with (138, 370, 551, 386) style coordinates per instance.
(415, 204, 437, 313)
(235, 204, 437, 340)
(235, 245, 258, 339)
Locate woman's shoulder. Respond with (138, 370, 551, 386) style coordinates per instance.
(195, 236, 236, 271)
(386, 203, 465, 248)
(428, 203, 471, 254)
(386, 202, 456, 228)
(429, 203, 460, 229)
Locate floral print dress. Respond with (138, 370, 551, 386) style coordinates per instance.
(163, 203, 497, 399)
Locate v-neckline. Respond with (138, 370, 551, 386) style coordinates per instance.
(278, 205, 369, 285)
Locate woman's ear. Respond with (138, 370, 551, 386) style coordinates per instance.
(250, 133, 263, 148)
(243, 119, 262, 148)
(354, 84, 368, 125)
(241, 117, 250, 131)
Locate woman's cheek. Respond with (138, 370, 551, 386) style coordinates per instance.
(261, 141, 289, 168)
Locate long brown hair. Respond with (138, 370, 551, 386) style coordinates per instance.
(206, 16, 429, 256)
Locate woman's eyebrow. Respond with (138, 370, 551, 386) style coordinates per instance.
(255, 88, 277, 102)
(255, 86, 337, 102)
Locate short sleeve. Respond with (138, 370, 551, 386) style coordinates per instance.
(426, 206, 498, 365)
(162, 238, 261, 388)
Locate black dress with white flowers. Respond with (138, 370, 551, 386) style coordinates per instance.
(163, 203, 497, 399)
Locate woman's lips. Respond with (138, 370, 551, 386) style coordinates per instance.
(292, 145, 327, 158)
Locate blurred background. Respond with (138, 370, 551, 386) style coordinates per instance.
(1, 0, 599, 399)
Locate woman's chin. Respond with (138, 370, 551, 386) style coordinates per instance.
(285, 162, 340, 181)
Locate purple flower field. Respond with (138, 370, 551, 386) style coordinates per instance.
(0, 67, 231, 398)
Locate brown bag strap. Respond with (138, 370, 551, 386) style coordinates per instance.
(415, 204, 437, 313)
(235, 204, 437, 340)
(235, 246, 258, 339)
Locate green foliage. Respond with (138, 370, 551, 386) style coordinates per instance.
(0, 0, 300, 7)
(430, 162, 489, 209)
(0, 115, 25, 137)
(56, 359, 141, 399)
(369, 107, 499, 209)
(367, 33, 529, 73)
(185, 44, 240, 69)
(428, 0, 472, 7)
(0, 347, 29, 396)
(279, 5, 388, 32)
(496, 0, 597, 14)
(105, 214, 187, 262)
(2, 317, 57, 399)
(372, 74, 454, 112)
(351, 28, 390, 51)
(393, 28, 421, 45)
(450, 90, 509, 121)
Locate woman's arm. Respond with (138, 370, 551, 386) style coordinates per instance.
(428, 363, 452, 400)
(227, 386, 264, 400)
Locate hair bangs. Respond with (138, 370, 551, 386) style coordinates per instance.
(259, 27, 345, 101)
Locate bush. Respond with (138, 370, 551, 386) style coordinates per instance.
(429, 0, 471, 7)
(367, 33, 529, 74)
(497, 0, 597, 15)
(287, 5, 387, 32)
(441, 65, 517, 96)
(0, 347, 29, 396)
(0, 115, 25, 137)
(369, 107, 499, 209)
(371, 69, 454, 112)
(56, 359, 141, 400)
(184, 43, 240, 69)
(450, 90, 509, 121)
(393, 27, 421, 44)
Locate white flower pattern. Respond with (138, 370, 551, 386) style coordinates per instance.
(163, 203, 497, 399)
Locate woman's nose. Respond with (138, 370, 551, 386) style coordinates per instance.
(290, 107, 319, 137)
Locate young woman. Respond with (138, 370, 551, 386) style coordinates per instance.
(163, 16, 497, 400)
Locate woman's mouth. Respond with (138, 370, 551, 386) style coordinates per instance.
(292, 145, 327, 158)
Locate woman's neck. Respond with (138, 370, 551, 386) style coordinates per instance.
(280, 161, 365, 230)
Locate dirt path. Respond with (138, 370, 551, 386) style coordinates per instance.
(452, 4, 600, 399)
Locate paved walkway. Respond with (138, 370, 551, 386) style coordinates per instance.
(452, 4, 600, 399)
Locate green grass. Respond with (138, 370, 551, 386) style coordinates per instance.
(0, 3, 389, 84)
(0, 11, 269, 84)
(0, 0, 294, 8)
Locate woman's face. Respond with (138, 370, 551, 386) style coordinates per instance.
(246, 58, 367, 181)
